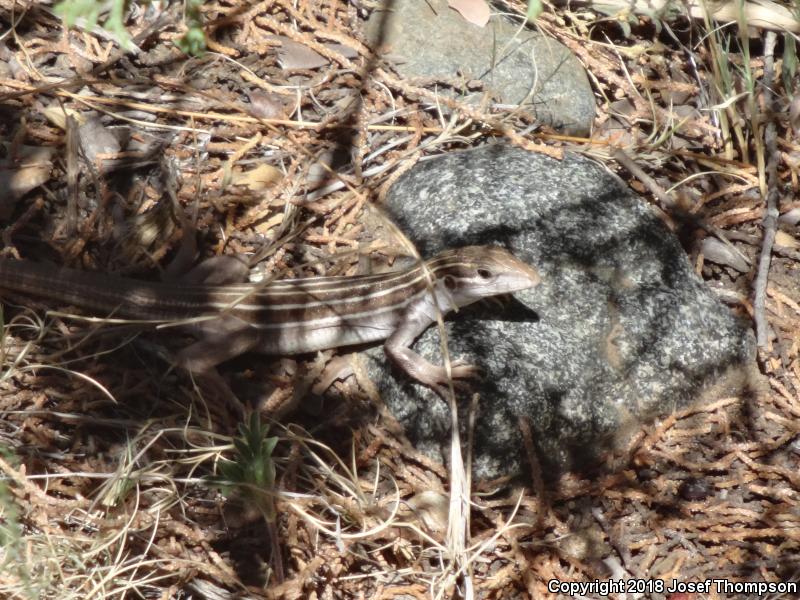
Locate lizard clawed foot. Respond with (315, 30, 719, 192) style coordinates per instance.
(384, 343, 483, 397)
(446, 359, 482, 381)
(421, 359, 482, 398)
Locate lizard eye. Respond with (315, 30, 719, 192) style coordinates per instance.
(477, 268, 492, 279)
(443, 275, 457, 290)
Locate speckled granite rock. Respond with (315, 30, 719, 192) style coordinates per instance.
(365, 0, 595, 136)
(366, 143, 756, 479)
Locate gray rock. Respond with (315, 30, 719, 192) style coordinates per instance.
(365, 0, 595, 136)
(368, 143, 756, 479)
(78, 117, 121, 165)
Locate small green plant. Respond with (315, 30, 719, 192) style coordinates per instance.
(784, 33, 797, 98)
(55, 0, 207, 55)
(526, 0, 543, 22)
(55, 0, 130, 47)
(213, 413, 279, 522)
(212, 415, 284, 581)
(176, 0, 206, 56)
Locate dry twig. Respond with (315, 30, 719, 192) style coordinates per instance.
(753, 31, 781, 350)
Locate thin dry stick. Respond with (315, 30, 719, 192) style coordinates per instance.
(550, 0, 800, 33)
(612, 148, 676, 209)
(753, 31, 780, 349)
(65, 114, 80, 235)
(364, 203, 471, 598)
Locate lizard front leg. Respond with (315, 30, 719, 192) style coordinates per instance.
(383, 303, 479, 396)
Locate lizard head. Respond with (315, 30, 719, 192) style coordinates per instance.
(426, 245, 541, 308)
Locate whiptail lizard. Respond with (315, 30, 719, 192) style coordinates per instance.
(0, 246, 540, 395)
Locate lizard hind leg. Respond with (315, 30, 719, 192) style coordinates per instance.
(176, 315, 261, 374)
(178, 254, 251, 286)
(175, 317, 262, 416)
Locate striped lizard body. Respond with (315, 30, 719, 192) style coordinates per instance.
(0, 246, 540, 394)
